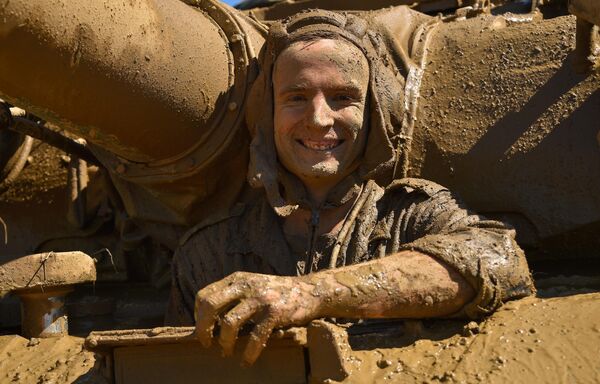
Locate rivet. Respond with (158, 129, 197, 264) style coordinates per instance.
(116, 163, 126, 174)
(228, 102, 238, 111)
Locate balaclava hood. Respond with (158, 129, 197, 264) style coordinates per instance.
(246, 10, 408, 216)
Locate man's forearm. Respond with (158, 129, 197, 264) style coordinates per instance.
(300, 250, 476, 319)
(192, 250, 476, 365)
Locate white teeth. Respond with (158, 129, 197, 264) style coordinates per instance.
(300, 140, 340, 150)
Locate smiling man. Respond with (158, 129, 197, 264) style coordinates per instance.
(273, 37, 369, 204)
(166, 11, 535, 365)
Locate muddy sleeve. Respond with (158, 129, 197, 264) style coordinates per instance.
(390, 179, 535, 319)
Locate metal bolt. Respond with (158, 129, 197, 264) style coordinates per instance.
(0, 251, 96, 338)
(16, 286, 73, 338)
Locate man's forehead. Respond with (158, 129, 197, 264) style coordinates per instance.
(277, 80, 365, 95)
(277, 38, 367, 66)
(273, 38, 369, 86)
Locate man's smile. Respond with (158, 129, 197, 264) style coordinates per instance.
(297, 138, 344, 151)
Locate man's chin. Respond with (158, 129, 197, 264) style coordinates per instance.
(282, 158, 349, 184)
(299, 162, 342, 179)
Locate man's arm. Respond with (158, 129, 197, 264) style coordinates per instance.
(194, 250, 474, 366)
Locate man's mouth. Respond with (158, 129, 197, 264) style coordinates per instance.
(298, 139, 343, 151)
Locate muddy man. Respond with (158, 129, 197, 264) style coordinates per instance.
(166, 11, 535, 365)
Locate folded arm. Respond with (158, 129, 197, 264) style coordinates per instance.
(194, 249, 474, 365)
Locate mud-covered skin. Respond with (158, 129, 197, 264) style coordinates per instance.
(273, 39, 370, 199)
(194, 272, 320, 364)
(194, 250, 473, 365)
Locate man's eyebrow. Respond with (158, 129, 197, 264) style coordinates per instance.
(333, 84, 363, 93)
(278, 83, 309, 94)
(277, 83, 363, 95)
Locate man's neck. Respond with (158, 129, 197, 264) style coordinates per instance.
(302, 178, 339, 207)
(282, 177, 355, 240)
(283, 197, 354, 239)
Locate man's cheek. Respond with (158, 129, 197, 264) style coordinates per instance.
(340, 109, 366, 136)
(345, 121, 366, 139)
(276, 110, 304, 134)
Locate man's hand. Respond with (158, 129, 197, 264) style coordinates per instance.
(194, 271, 322, 366)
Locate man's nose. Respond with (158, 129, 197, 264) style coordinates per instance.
(307, 94, 334, 130)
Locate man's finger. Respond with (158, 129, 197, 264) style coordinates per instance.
(242, 317, 277, 367)
(194, 283, 244, 347)
(219, 300, 260, 357)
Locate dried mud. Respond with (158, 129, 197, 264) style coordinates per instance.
(0, 0, 233, 162)
(0, 335, 105, 384)
(335, 293, 600, 383)
(412, 14, 600, 255)
(0, 252, 95, 295)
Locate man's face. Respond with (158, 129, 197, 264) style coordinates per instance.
(273, 39, 369, 189)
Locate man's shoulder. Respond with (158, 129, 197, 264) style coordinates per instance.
(178, 202, 248, 247)
(178, 190, 274, 248)
(384, 177, 449, 198)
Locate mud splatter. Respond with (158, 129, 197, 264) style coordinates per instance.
(0, 335, 107, 383)
(334, 293, 600, 383)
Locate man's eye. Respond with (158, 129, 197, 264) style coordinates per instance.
(287, 94, 306, 102)
(334, 94, 356, 102)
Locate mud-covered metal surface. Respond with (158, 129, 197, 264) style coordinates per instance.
(0, 335, 106, 383)
(0, 0, 265, 226)
(236, 0, 519, 21)
(412, 14, 600, 258)
(0, 0, 232, 162)
(339, 292, 600, 383)
(0, 251, 95, 295)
